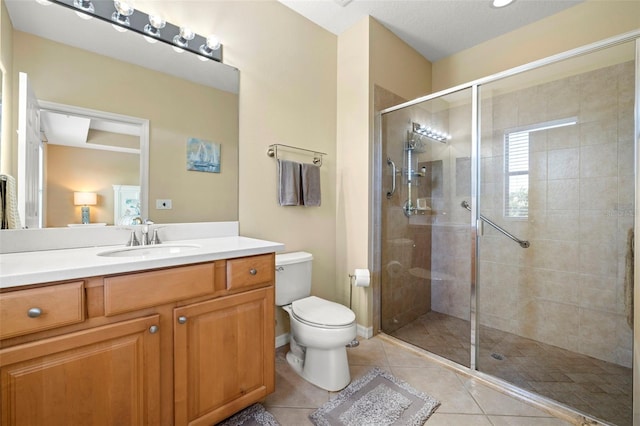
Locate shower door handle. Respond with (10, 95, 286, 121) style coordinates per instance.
(386, 158, 397, 199)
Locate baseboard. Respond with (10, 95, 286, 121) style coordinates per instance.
(275, 333, 290, 348)
(276, 324, 373, 348)
(357, 324, 373, 339)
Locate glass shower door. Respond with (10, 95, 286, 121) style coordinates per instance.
(380, 88, 474, 367)
(476, 41, 636, 426)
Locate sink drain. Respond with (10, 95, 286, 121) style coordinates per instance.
(491, 353, 505, 361)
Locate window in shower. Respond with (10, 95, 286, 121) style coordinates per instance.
(504, 129, 529, 218)
(504, 117, 578, 218)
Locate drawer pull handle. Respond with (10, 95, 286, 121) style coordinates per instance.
(27, 308, 42, 318)
(149, 325, 159, 334)
(178, 316, 188, 324)
(249, 268, 257, 275)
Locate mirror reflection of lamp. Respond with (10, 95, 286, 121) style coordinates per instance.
(74, 192, 97, 224)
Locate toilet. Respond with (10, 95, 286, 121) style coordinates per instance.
(276, 251, 357, 392)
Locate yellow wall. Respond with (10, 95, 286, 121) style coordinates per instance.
(432, 0, 640, 91)
(0, 0, 13, 175)
(336, 18, 370, 327)
(11, 31, 238, 225)
(336, 17, 431, 330)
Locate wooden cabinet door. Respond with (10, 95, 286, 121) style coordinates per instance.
(174, 287, 274, 426)
(0, 315, 161, 426)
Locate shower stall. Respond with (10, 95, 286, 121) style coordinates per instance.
(376, 33, 639, 425)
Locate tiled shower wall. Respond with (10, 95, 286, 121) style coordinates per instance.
(475, 61, 635, 368)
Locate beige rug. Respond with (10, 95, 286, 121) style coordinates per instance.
(217, 403, 280, 426)
(309, 367, 440, 426)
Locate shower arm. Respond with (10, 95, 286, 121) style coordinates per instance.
(461, 201, 530, 249)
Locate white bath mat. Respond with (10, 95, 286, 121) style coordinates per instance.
(309, 367, 440, 425)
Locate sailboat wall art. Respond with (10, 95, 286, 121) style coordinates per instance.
(187, 137, 221, 173)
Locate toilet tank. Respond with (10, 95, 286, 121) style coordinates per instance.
(275, 251, 313, 306)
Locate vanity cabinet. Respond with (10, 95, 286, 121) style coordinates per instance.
(174, 287, 275, 426)
(0, 315, 161, 426)
(0, 252, 276, 426)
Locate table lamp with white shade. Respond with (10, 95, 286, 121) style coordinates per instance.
(74, 192, 97, 224)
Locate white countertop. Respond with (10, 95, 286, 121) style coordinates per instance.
(0, 236, 285, 289)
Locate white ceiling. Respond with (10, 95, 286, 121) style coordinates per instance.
(277, 0, 584, 62)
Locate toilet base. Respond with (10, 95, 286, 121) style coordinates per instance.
(286, 345, 351, 392)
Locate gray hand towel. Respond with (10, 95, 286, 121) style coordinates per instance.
(301, 163, 321, 207)
(278, 159, 301, 206)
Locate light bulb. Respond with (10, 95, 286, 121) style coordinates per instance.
(173, 27, 195, 48)
(144, 15, 166, 41)
(35, 0, 52, 5)
(199, 35, 221, 57)
(112, 0, 134, 28)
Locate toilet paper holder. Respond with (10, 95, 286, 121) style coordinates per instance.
(346, 269, 370, 348)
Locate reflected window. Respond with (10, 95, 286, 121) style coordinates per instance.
(504, 117, 577, 218)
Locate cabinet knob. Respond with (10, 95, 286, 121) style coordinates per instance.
(178, 316, 188, 324)
(27, 307, 42, 318)
(249, 268, 257, 276)
(149, 325, 159, 334)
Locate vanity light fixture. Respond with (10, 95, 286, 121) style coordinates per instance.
(35, 0, 53, 5)
(143, 15, 166, 43)
(412, 122, 451, 143)
(111, 0, 134, 31)
(41, 0, 223, 62)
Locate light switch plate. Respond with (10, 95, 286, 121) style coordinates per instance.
(156, 199, 172, 209)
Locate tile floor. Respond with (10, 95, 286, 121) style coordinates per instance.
(389, 312, 632, 426)
(263, 335, 582, 426)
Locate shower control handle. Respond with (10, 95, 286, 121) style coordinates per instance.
(386, 158, 397, 199)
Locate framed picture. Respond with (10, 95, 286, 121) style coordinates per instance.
(187, 137, 220, 173)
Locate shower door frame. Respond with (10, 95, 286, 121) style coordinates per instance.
(374, 29, 640, 422)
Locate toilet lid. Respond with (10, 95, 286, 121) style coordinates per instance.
(291, 296, 356, 327)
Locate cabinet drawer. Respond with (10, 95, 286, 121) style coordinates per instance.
(0, 281, 85, 339)
(227, 254, 274, 291)
(104, 263, 215, 316)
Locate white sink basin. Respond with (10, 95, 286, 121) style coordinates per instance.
(97, 244, 201, 258)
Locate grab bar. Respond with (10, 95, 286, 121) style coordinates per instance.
(386, 158, 396, 199)
(461, 201, 530, 248)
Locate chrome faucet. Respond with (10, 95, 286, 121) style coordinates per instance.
(124, 219, 158, 246)
(140, 219, 154, 246)
(150, 228, 162, 245)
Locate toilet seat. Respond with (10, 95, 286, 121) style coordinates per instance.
(291, 296, 355, 328)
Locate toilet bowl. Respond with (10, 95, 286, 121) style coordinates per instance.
(276, 252, 357, 391)
(282, 296, 356, 391)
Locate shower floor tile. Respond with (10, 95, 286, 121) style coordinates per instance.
(387, 311, 632, 426)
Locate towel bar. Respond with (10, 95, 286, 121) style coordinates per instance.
(267, 144, 326, 167)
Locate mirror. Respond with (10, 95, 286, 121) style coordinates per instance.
(4, 0, 239, 228)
